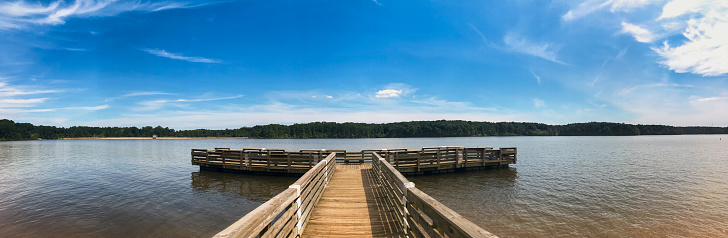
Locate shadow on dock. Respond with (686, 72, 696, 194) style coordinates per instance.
(363, 167, 405, 237)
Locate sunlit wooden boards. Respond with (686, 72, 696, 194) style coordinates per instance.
(302, 164, 404, 238)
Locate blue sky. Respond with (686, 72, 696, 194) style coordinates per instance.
(1, 0, 727, 129)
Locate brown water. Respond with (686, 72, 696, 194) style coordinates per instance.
(0, 136, 726, 237)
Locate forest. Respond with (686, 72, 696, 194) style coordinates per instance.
(1, 119, 727, 141)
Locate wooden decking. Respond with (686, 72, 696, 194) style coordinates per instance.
(303, 164, 403, 237)
(210, 147, 505, 238)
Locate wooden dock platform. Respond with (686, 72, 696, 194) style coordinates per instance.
(193, 146, 516, 175)
(210, 148, 504, 238)
(303, 163, 402, 237)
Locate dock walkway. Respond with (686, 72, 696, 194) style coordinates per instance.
(303, 164, 402, 237)
(207, 147, 509, 238)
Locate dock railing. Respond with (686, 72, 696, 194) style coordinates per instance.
(212, 152, 336, 238)
(193, 146, 515, 175)
(372, 152, 498, 238)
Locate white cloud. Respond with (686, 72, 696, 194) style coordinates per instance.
(371, 0, 382, 6)
(0, 98, 47, 107)
(0, 83, 61, 97)
(61, 105, 108, 111)
(658, 0, 713, 20)
(136, 99, 169, 111)
(142, 48, 221, 63)
(533, 98, 545, 108)
(134, 94, 243, 111)
(175, 95, 243, 102)
(503, 32, 567, 64)
(373, 83, 417, 99)
(652, 2, 728, 76)
(0, 81, 61, 111)
(122, 91, 171, 97)
(375, 89, 402, 98)
(621, 21, 657, 42)
(608, 0, 652, 12)
(567, 0, 728, 76)
(0, 0, 216, 30)
(562, 0, 654, 21)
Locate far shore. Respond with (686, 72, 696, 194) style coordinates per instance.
(59, 137, 248, 140)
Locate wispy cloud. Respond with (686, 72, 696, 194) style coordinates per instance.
(122, 91, 172, 97)
(621, 21, 657, 43)
(134, 94, 243, 111)
(470, 24, 487, 44)
(562, 0, 654, 21)
(371, 0, 382, 6)
(0, 0, 217, 30)
(530, 71, 541, 85)
(0, 82, 61, 97)
(142, 48, 221, 63)
(61, 104, 108, 111)
(0, 98, 47, 107)
(175, 95, 243, 102)
(0, 81, 59, 110)
(503, 32, 567, 64)
(533, 98, 545, 108)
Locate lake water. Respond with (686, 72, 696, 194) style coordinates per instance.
(0, 136, 726, 237)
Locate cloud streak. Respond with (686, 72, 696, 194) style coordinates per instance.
(562, 0, 654, 21)
(142, 48, 221, 63)
(134, 94, 243, 111)
(0, 0, 216, 30)
(503, 32, 567, 64)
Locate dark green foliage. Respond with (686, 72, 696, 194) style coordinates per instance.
(1, 119, 726, 141)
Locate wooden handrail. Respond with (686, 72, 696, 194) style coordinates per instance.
(213, 153, 336, 238)
(372, 152, 498, 238)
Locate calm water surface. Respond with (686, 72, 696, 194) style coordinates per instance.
(0, 136, 726, 237)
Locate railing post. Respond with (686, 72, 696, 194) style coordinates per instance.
(289, 184, 302, 235)
(402, 181, 415, 235)
(323, 159, 328, 184)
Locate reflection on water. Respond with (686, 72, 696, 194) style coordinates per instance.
(191, 171, 296, 203)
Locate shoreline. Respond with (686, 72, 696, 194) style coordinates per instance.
(60, 137, 249, 140)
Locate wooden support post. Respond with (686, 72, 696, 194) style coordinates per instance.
(437, 148, 442, 170)
(243, 150, 248, 170)
(266, 150, 271, 172)
(244, 153, 250, 171)
(463, 148, 468, 168)
(289, 184, 302, 235)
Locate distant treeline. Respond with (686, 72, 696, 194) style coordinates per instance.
(1, 119, 727, 141)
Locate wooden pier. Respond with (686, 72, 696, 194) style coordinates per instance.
(201, 146, 514, 238)
(192, 146, 516, 175)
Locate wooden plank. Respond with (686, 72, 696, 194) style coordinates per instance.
(302, 164, 404, 237)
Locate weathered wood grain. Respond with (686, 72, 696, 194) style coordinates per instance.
(302, 164, 404, 237)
